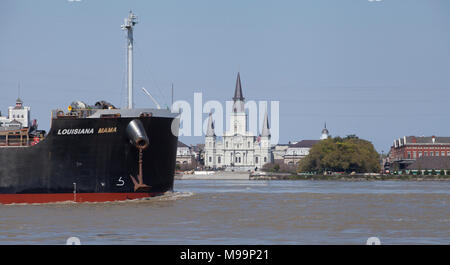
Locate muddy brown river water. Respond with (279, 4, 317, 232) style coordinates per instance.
(0, 180, 449, 244)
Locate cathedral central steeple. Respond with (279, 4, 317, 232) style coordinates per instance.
(233, 72, 245, 102)
(232, 72, 245, 113)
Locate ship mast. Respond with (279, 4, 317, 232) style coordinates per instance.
(121, 11, 138, 109)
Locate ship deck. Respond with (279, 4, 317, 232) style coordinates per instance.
(0, 128, 44, 147)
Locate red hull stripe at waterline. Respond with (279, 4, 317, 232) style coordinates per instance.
(0, 192, 162, 204)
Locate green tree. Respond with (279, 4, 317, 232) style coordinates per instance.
(263, 162, 295, 174)
(298, 136, 380, 173)
(391, 163, 400, 173)
(274, 163, 280, 172)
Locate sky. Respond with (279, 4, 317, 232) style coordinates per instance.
(1, 0, 449, 153)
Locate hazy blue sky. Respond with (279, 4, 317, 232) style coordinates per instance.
(1, 0, 449, 152)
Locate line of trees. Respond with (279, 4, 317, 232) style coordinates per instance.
(298, 135, 380, 174)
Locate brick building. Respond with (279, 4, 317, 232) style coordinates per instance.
(389, 136, 450, 169)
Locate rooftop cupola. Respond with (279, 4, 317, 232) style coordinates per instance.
(15, 98, 23, 109)
(320, 122, 330, 140)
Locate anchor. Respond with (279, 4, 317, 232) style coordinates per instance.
(127, 119, 151, 192)
(129, 148, 151, 192)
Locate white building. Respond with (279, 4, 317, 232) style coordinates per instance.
(0, 98, 31, 129)
(283, 140, 320, 165)
(204, 73, 272, 171)
(273, 144, 290, 163)
(281, 124, 330, 165)
(176, 141, 194, 165)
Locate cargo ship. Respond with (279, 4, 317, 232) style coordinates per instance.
(0, 12, 179, 204)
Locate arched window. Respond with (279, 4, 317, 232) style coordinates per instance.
(218, 156, 221, 164)
(255, 157, 259, 163)
(209, 157, 212, 162)
(264, 157, 267, 162)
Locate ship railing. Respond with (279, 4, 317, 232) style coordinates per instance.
(0, 128, 31, 147)
(53, 108, 97, 119)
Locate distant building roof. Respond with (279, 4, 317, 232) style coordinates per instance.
(177, 141, 189, 148)
(407, 156, 450, 170)
(192, 144, 205, 152)
(409, 136, 450, 144)
(9, 119, 21, 124)
(289, 140, 320, 148)
(395, 136, 450, 146)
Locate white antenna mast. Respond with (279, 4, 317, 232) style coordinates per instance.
(141, 87, 161, 109)
(121, 11, 138, 109)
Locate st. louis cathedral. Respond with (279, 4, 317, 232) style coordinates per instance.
(204, 73, 272, 171)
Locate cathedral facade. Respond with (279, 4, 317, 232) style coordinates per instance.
(204, 73, 272, 171)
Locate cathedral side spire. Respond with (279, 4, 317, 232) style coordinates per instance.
(206, 112, 215, 137)
(261, 110, 270, 137)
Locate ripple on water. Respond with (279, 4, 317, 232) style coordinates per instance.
(1, 181, 450, 244)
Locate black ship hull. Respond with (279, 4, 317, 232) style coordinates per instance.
(0, 112, 179, 204)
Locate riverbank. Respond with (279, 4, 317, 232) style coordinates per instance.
(175, 171, 450, 181)
(250, 174, 450, 181)
(175, 172, 249, 180)
(176, 171, 450, 181)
